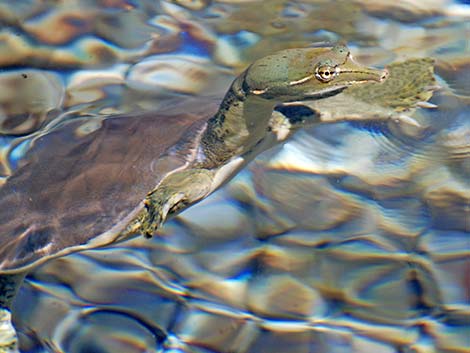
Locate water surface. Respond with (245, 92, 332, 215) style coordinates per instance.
(1, 1, 469, 352)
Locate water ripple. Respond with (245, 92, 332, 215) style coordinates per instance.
(3, 1, 469, 353)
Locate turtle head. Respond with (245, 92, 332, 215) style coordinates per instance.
(243, 44, 388, 102)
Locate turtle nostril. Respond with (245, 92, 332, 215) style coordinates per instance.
(380, 69, 389, 82)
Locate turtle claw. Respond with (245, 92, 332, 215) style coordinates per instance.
(139, 169, 214, 238)
(416, 101, 438, 109)
(143, 191, 186, 237)
(143, 190, 189, 238)
(393, 113, 421, 127)
(142, 193, 171, 238)
(142, 198, 158, 238)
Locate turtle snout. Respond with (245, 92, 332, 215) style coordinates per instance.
(380, 69, 389, 82)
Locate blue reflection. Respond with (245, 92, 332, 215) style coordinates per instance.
(177, 30, 211, 57)
(219, 30, 260, 50)
(8, 139, 31, 170)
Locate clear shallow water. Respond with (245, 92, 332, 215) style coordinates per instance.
(0, 0, 468, 352)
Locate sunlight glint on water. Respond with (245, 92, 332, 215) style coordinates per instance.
(0, 1, 468, 352)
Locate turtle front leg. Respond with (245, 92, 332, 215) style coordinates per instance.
(140, 169, 214, 238)
(0, 274, 25, 353)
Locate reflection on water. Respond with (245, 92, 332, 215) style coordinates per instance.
(0, 0, 468, 352)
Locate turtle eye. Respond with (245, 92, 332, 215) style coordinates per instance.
(315, 65, 336, 82)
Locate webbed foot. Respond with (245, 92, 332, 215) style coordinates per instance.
(140, 169, 214, 238)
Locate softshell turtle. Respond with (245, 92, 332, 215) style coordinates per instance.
(0, 45, 404, 352)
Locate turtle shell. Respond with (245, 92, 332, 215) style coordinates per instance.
(0, 99, 219, 273)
